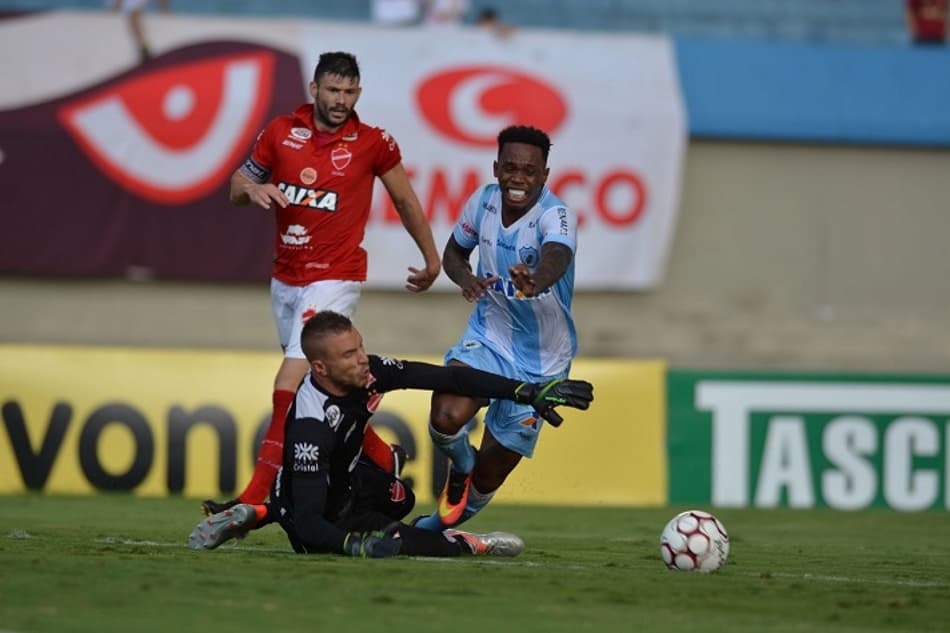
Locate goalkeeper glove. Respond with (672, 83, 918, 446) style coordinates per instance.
(514, 378, 594, 427)
(343, 527, 402, 558)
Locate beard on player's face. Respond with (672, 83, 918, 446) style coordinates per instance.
(314, 100, 352, 129)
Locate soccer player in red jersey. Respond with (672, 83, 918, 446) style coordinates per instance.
(202, 51, 441, 515)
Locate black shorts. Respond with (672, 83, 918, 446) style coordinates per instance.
(271, 459, 417, 553)
(335, 459, 416, 532)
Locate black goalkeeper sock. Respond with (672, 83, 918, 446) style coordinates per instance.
(394, 525, 465, 557)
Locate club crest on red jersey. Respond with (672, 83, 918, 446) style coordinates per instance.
(331, 146, 352, 171)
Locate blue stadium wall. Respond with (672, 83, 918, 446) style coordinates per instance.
(675, 37, 950, 147)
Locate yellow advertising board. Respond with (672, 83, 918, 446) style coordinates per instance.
(0, 344, 665, 506)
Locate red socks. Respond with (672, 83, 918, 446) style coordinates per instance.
(238, 389, 295, 504)
(252, 504, 269, 524)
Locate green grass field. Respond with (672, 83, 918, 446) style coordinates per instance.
(2, 495, 948, 633)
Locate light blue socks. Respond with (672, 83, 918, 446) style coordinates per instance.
(429, 423, 476, 474)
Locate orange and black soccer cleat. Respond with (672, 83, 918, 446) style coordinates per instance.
(436, 468, 472, 526)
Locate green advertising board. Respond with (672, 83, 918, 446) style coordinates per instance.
(668, 371, 950, 510)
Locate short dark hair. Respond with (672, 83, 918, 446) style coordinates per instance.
(301, 311, 354, 361)
(313, 51, 360, 83)
(497, 125, 551, 164)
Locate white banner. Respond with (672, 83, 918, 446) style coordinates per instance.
(299, 24, 687, 290)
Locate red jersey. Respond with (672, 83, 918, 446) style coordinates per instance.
(241, 104, 402, 285)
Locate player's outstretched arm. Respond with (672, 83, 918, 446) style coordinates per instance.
(514, 378, 594, 427)
(379, 358, 593, 427)
(443, 236, 499, 302)
(380, 163, 441, 292)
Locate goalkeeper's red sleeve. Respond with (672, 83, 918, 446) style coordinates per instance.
(362, 424, 395, 473)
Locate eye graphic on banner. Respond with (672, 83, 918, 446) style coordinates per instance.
(57, 51, 275, 205)
(415, 66, 568, 147)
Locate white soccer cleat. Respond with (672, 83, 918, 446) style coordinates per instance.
(447, 530, 525, 557)
(188, 503, 256, 550)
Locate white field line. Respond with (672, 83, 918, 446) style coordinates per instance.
(80, 536, 950, 588)
(94, 535, 293, 554)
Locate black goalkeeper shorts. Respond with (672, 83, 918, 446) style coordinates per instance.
(335, 459, 416, 532)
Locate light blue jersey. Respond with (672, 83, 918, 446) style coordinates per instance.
(413, 179, 581, 527)
(448, 183, 578, 382)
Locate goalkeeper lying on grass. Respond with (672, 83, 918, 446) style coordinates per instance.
(188, 310, 593, 558)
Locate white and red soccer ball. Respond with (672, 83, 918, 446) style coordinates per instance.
(659, 510, 730, 573)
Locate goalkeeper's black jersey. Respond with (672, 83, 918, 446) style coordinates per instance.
(271, 355, 522, 554)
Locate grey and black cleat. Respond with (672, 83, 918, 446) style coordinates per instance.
(188, 504, 256, 550)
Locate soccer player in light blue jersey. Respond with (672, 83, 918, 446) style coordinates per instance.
(414, 125, 586, 531)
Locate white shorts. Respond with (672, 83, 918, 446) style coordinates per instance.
(270, 278, 362, 359)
